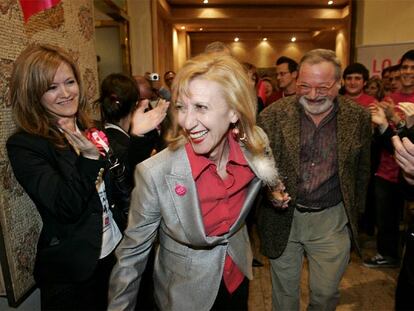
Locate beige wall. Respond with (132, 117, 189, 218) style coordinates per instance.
(355, 0, 414, 46)
(336, 27, 349, 67)
(190, 36, 335, 69)
(153, 4, 174, 79)
(174, 29, 189, 72)
(128, 0, 174, 81)
(127, 0, 154, 75)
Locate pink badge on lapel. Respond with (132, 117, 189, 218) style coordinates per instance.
(175, 184, 187, 196)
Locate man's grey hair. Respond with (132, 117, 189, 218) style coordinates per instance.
(299, 49, 342, 81)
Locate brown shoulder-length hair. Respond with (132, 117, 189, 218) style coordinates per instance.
(9, 44, 92, 147)
(166, 53, 266, 156)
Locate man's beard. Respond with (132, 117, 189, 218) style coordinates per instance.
(299, 95, 334, 115)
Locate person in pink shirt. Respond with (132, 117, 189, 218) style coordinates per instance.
(365, 50, 414, 268)
(342, 62, 376, 108)
(377, 51, 414, 132)
(343, 63, 378, 238)
(108, 53, 289, 311)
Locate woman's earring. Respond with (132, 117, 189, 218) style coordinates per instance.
(232, 124, 247, 141)
(239, 131, 247, 141)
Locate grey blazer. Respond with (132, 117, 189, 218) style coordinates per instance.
(108, 142, 272, 311)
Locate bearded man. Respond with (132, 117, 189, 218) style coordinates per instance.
(257, 49, 371, 311)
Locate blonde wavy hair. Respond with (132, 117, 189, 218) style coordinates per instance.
(166, 53, 266, 155)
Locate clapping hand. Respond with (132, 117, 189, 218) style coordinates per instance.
(58, 119, 100, 160)
(369, 104, 388, 132)
(398, 102, 414, 128)
(130, 99, 170, 136)
(377, 98, 401, 124)
(369, 104, 387, 126)
(392, 135, 414, 185)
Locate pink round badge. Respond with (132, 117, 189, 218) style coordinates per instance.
(175, 184, 187, 196)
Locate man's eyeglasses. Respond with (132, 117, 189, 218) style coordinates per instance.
(296, 81, 338, 96)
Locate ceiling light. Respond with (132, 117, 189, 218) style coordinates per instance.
(291, 36, 296, 42)
(199, 27, 203, 31)
(203, 0, 208, 3)
(262, 38, 268, 41)
(180, 26, 185, 30)
(328, 1, 333, 5)
(234, 37, 240, 42)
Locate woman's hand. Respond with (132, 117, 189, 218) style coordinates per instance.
(267, 182, 291, 209)
(130, 99, 170, 136)
(398, 102, 414, 128)
(58, 120, 100, 160)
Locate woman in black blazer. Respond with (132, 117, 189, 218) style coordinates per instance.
(6, 44, 123, 310)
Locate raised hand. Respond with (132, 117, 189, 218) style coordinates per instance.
(130, 99, 170, 136)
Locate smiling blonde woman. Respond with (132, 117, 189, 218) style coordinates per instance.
(108, 53, 288, 311)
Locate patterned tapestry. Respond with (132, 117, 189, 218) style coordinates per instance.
(0, 0, 99, 306)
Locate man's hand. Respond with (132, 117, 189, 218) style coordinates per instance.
(392, 135, 414, 184)
(369, 104, 388, 133)
(378, 98, 401, 124)
(398, 102, 414, 128)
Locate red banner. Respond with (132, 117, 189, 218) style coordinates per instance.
(19, 0, 61, 23)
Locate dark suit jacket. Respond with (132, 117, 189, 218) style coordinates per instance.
(257, 95, 371, 258)
(6, 131, 113, 285)
(104, 125, 159, 231)
(104, 125, 159, 185)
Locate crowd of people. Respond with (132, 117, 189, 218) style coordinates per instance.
(5, 41, 414, 311)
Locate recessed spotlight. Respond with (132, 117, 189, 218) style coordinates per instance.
(291, 36, 296, 42)
(262, 38, 268, 41)
(234, 37, 240, 42)
(331, 26, 336, 30)
(203, 0, 208, 3)
(199, 27, 203, 31)
(180, 26, 185, 30)
(328, 0, 333, 5)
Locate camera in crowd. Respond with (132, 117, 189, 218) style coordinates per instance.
(148, 73, 160, 81)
